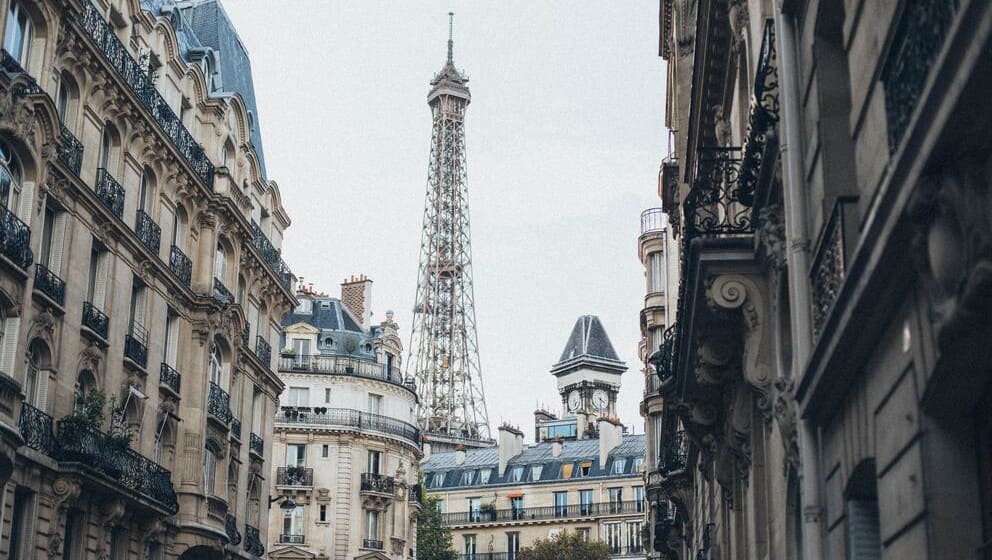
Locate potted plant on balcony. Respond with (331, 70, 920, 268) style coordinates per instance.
(59, 388, 107, 456)
(280, 347, 297, 358)
(480, 501, 497, 521)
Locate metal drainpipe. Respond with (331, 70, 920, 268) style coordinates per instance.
(775, 6, 825, 560)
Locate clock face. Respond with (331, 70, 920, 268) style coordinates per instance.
(592, 390, 609, 411)
(567, 391, 582, 412)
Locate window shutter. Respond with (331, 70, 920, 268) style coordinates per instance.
(166, 315, 179, 367)
(18, 182, 33, 221)
(158, 205, 173, 260)
(846, 498, 881, 560)
(35, 369, 49, 411)
(247, 303, 258, 342)
(92, 252, 109, 308)
(49, 212, 68, 275)
(0, 317, 19, 375)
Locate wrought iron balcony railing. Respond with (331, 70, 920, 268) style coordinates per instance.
(640, 208, 666, 236)
(361, 472, 395, 494)
(225, 513, 241, 546)
(279, 534, 304, 544)
(882, 0, 957, 152)
(208, 381, 232, 424)
(648, 324, 677, 385)
(78, 1, 215, 188)
(739, 19, 780, 197)
(124, 333, 148, 368)
(244, 524, 264, 556)
(169, 245, 192, 287)
(279, 355, 414, 393)
(276, 407, 421, 446)
(249, 432, 263, 455)
(82, 301, 109, 340)
(255, 335, 271, 366)
(214, 278, 233, 304)
(362, 539, 383, 550)
(135, 210, 161, 254)
(0, 204, 32, 270)
(231, 417, 242, 440)
(159, 362, 181, 394)
(250, 220, 293, 290)
(660, 431, 689, 475)
(34, 264, 66, 306)
(440, 500, 643, 526)
(276, 466, 314, 487)
(95, 168, 125, 219)
(0, 49, 42, 96)
(58, 124, 84, 175)
(409, 484, 424, 504)
(18, 403, 55, 454)
(684, 148, 751, 237)
(810, 197, 857, 339)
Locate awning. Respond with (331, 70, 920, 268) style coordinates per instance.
(506, 493, 524, 498)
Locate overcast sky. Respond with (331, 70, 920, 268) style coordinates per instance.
(221, 1, 667, 440)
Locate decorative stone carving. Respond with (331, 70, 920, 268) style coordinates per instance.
(0, 83, 39, 147)
(728, 0, 749, 52)
(706, 275, 773, 405)
(48, 477, 82, 560)
(713, 105, 732, 147)
(772, 377, 800, 475)
(756, 205, 786, 272)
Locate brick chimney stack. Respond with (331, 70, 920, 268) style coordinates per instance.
(340, 274, 373, 329)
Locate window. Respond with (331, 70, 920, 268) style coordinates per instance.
(25, 341, 45, 407)
(3, 2, 32, 67)
(845, 461, 882, 560)
(8, 487, 33, 560)
(129, 278, 147, 343)
(611, 457, 627, 475)
(507, 532, 520, 559)
(64, 509, 84, 560)
(561, 463, 574, 479)
(530, 465, 543, 481)
(171, 207, 187, 251)
(508, 466, 524, 483)
(287, 386, 309, 407)
(321, 444, 329, 458)
(282, 505, 304, 539)
(634, 486, 645, 513)
(632, 457, 644, 472)
(463, 534, 477, 556)
(214, 244, 227, 283)
(364, 509, 380, 540)
(109, 528, 127, 560)
(286, 444, 306, 467)
(56, 75, 72, 125)
(580, 489, 593, 516)
(479, 468, 492, 484)
(553, 491, 568, 517)
(435, 499, 444, 513)
(39, 204, 68, 279)
(208, 344, 223, 385)
(295, 299, 312, 314)
(324, 388, 331, 403)
(627, 521, 643, 553)
(164, 310, 179, 368)
(547, 422, 577, 439)
(577, 527, 590, 541)
(367, 450, 381, 474)
(138, 167, 152, 213)
(608, 487, 623, 513)
(605, 523, 623, 554)
(510, 496, 524, 520)
(85, 242, 105, 308)
(292, 338, 311, 367)
(0, 142, 22, 212)
(578, 460, 592, 477)
(99, 125, 115, 171)
(648, 251, 666, 293)
(203, 446, 217, 495)
(430, 472, 445, 488)
(460, 470, 475, 486)
(467, 497, 481, 522)
(319, 504, 327, 522)
(367, 393, 382, 415)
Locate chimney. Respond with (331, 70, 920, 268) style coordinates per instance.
(551, 439, 563, 458)
(597, 416, 623, 466)
(455, 448, 466, 466)
(576, 412, 587, 440)
(497, 424, 524, 476)
(340, 275, 373, 328)
(421, 443, 432, 463)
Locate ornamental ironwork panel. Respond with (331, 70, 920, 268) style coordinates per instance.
(278, 354, 413, 392)
(409, 484, 424, 504)
(82, 301, 109, 339)
(277, 407, 421, 445)
(231, 417, 242, 439)
(255, 335, 271, 366)
(95, 169, 125, 219)
(0, 204, 32, 269)
(249, 221, 293, 290)
(169, 245, 192, 287)
(0, 49, 43, 96)
(649, 324, 677, 384)
(361, 472, 395, 494)
(810, 198, 856, 339)
(18, 403, 55, 454)
(124, 334, 148, 368)
(362, 539, 383, 550)
(660, 430, 689, 475)
(739, 19, 779, 198)
(244, 524, 264, 556)
(249, 432, 263, 455)
(58, 125, 84, 176)
(439, 500, 642, 525)
(213, 278, 233, 304)
(883, 0, 957, 152)
(159, 362, 181, 394)
(684, 148, 752, 236)
(276, 466, 313, 486)
(135, 210, 161, 254)
(279, 534, 304, 544)
(208, 382, 232, 424)
(77, 1, 215, 188)
(225, 514, 241, 546)
(34, 264, 66, 306)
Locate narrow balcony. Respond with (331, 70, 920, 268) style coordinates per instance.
(18, 403, 55, 454)
(683, 147, 751, 238)
(640, 207, 666, 236)
(214, 277, 233, 305)
(647, 324, 677, 388)
(244, 524, 264, 556)
(255, 335, 271, 366)
(158, 362, 181, 395)
(279, 354, 414, 394)
(279, 534, 304, 545)
(0, 204, 32, 270)
(231, 417, 242, 440)
(225, 513, 241, 546)
(57, 124, 83, 176)
(95, 168, 125, 219)
(660, 430, 689, 477)
(250, 220, 293, 290)
(440, 500, 643, 526)
(249, 432, 263, 456)
(409, 484, 424, 506)
(276, 407, 420, 447)
(276, 466, 314, 487)
(208, 382, 232, 424)
(81, 301, 109, 341)
(361, 472, 395, 495)
(34, 264, 66, 307)
(362, 539, 383, 551)
(810, 197, 858, 340)
(169, 245, 192, 287)
(124, 333, 148, 369)
(135, 210, 161, 254)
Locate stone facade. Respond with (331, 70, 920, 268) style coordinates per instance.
(268, 284, 421, 560)
(642, 0, 992, 558)
(0, 0, 295, 558)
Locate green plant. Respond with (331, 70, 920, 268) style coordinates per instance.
(343, 335, 359, 355)
(281, 347, 297, 356)
(416, 495, 456, 560)
(65, 388, 107, 429)
(517, 531, 611, 560)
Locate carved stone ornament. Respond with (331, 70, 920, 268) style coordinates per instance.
(772, 377, 801, 475)
(713, 105, 732, 147)
(0, 84, 38, 147)
(706, 275, 774, 402)
(694, 335, 739, 385)
(48, 477, 82, 560)
(756, 205, 786, 272)
(728, 0, 749, 52)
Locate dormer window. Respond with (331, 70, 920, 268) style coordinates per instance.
(430, 472, 445, 488)
(460, 470, 475, 486)
(323, 337, 334, 347)
(479, 468, 492, 484)
(611, 458, 627, 475)
(295, 300, 312, 314)
(530, 465, 543, 481)
(364, 343, 373, 353)
(508, 466, 524, 483)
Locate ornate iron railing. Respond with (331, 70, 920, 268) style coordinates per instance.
(409, 484, 424, 504)
(276, 466, 313, 486)
(55, 419, 178, 513)
(169, 245, 192, 287)
(214, 278, 233, 304)
(34, 264, 66, 306)
(249, 432, 263, 455)
(58, 124, 84, 175)
(279, 355, 414, 393)
(882, 0, 957, 152)
(0, 204, 32, 269)
(231, 417, 242, 440)
(684, 148, 752, 236)
(135, 210, 161, 254)
(0, 49, 42, 96)
(82, 301, 109, 339)
(95, 168, 125, 219)
(440, 500, 643, 525)
(250, 221, 293, 290)
(739, 19, 779, 196)
(124, 333, 148, 368)
(77, 1, 215, 188)
(255, 335, 271, 366)
(208, 382, 232, 424)
(276, 407, 421, 446)
(456, 554, 512, 560)
(279, 534, 304, 544)
(244, 524, 264, 556)
(810, 197, 857, 339)
(225, 513, 241, 546)
(660, 431, 689, 475)
(649, 324, 677, 385)
(640, 208, 666, 235)
(361, 472, 395, 494)
(18, 403, 55, 454)
(159, 362, 181, 394)
(362, 539, 383, 550)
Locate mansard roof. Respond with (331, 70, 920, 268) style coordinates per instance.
(551, 315, 626, 376)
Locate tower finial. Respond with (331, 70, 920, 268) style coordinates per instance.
(447, 12, 454, 63)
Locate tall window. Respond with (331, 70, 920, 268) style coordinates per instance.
(203, 446, 217, 495)
(845, 461, 882, 560)
(553, 491, 568, 518)
(364, 509, 379, 541)
(605, 523, 622, 554)
(8, 487, 33, 560)
(292, 337, 310, 367)
(608, 487, 623, 513)
(627, 521, 643, 552)
(129, 278, 146, 342)
(510, 496, 523, 519)
(24, 342, 42, 406)
(99, 125, 114, 171)
(286, 386, 308, 407)
(286, 444, 306, 467)
(611, 457, 628, 475)
(39, 204, 65, 274)
(467, 497, 480, 522)
(171, 207, 187, 251)
(282, 505, 304, 539)
(648, 251, 666, 293)
(164, 310, 179, 368)
(0, 142, 22, 212)
(138, 168, 152, 213)
(506, 533, 520, 560)
(214, 244, 227, 283)
(3, 2, 32, 67)
(367, 393, 382, 415)
(63, 509, 83, 560)
(579, 489, 593, 515)
(208, 345, 223, 386)
(634, 486, 645, 513)
(367, 450, 381, 474)
(462, 534, 477, 556)
(530, 464, 542, 481)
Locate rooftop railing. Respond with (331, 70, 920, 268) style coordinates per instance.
(440, 500, 642, 526)
(279, 354, 414, 393)
(276, 407, 420, 447)
(640, 208, 666, 235)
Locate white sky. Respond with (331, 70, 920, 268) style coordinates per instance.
(221, 1, 667, 440)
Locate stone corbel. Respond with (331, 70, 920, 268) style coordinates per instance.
(47, 477, 82, 560)
(772, 377, 801, 476)
(98, 499, 128, 560)
(694, 335, 739, 385)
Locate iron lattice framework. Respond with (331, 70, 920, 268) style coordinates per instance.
(408, 15, 491, 442)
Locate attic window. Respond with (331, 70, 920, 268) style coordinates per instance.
(479, 468, 492, 484)
(561, 463, 574, 479)
(364, 343, 373, 353)
(579, 461, 592, 477)
(323, 337, 334, 347)
(530, 465, 543, 481)
(611, 458, 627, 475)
(295, 300, 312, 314)
(508, 466, 524, 483)
(460, 470, 476, 486)
(320, 302, 331, 309)
(430, 472, 445, 488)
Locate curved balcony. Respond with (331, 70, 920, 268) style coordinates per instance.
(361, 472, 395, 495)
(225, 513, 241, 546)
(279, 354, 416, 395)
(244, 524, 264, 556)
(276, 407, 420, 447)
(440, 500, 643, 526)
(276, 466, 313, 487)
(640, 208, 666, 236)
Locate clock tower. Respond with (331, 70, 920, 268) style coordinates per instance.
(551, 315, 627, 436)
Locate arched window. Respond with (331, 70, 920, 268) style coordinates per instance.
(0, 142, 23, 212)
(98, 124, 119, 173)
(214, 243, 227, 284)
(25, 339, 49, 408)
(56, 72, 79, 129)
(208, 344, 223, 386)
(221, 140, 235, 168)
(138, 167, 153, 213)
(75, 369, 96, 402)
(172, 206, 187, 251)
(203, 444, 218, 495)
(3, 2, 33, 67)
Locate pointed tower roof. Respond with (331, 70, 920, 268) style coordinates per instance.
(551, 315, 627, 377)
(428, 12, 471, 103)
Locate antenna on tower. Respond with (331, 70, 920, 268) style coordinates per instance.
(447, 12, 455, 63)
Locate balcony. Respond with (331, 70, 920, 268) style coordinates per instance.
(660, 431, 689, 476)
(34, 264, 66, 307)
(244, 524, 264, 556)
(276, 407, 420, 447)
(214, 278, 233, 305)
(57, 124, 84, 176)
(279, 354, 414, 394)
(81, 301, 109, 341)
(95, 168, 125, 219)
(276, 466, 313, 487)
(18, 403, 55, 454)
(208, 382, 232, 424)
(362, 539, 383, 550)
(810, 197, 858, 340)
(135, 210, 161, 254)
(440, 500, 643, 526)
(647, 324, 677, 387)
(231, 417, 242, 440)
(169, 245, 192, 287)
(739, 19, 780, 205)
(361, 472, 395, 495)
(0, 204, 32, 270)
(249, 432, 263, 456)
(124, 333, 148, 369)
(683, 147, 752, 238)
(279, 534, 304, 544)
(255, 335, 271, 366)
(225, 513, 241, 546)
(409, 484, 424, 505)
(640, 208, 666, 236)
(249, 221, 293, 291)
(78, 0, 214, 188)
(158, 362, 181, 395)
(456, 555, 512, 560)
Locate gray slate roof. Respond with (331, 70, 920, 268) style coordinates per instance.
(557, 315, 623, 363)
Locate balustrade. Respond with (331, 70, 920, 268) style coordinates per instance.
(0, 204, 32, 270)
(169, 245, 192, 287)
(95, 169, 125, 219)
(34, 264, 66, 306)
(277, 407, 420, 446)
(82, 301, 109, 339)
